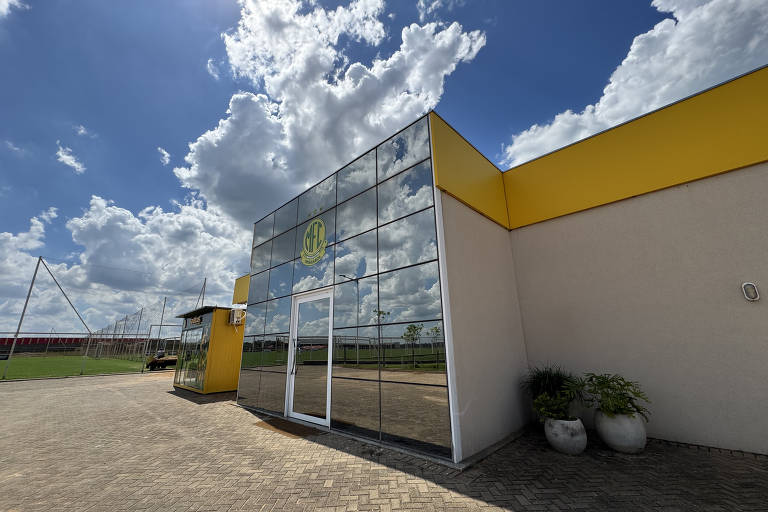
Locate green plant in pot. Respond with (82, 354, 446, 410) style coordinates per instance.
(583, 373, 651, 454)
(523, 366, 587, 455)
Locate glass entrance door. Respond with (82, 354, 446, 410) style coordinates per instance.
(287, 289, 333, 426)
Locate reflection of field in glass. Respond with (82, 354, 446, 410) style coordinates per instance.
(2, 355, 143, 380)
(241, 347, 445, 371)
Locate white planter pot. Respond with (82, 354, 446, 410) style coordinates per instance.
(544, 418, 587, 455)
(594, 411, 647, 453)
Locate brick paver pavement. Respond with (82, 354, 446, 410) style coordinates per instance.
(1, 372, 766, 511)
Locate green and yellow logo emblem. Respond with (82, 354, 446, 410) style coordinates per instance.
(300, 218, 327, 266)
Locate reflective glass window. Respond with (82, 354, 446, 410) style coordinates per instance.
(244, 302, 267, 338)
(265, 296, 291, 334)
(377, 117, 430, 181)
(271, 228, 296, 268)
(295, 208, 336, 258)
(377, 160, 433, 224)
(268, 261, 293, 299)
(292, 247, 334, 293)
(250, 240, 272, 275)
(262, 333, 289, 371)
(237, 366, 261, 410)
(378, 261, 442, 324)
(378, 208, 437, 273)
(380, 381, 451, 457)
(253, 213, 274, 247)
(248, 270, 269, 305)
(257, 369, 286, 414)
(334, 230, 377, 283)
(274, 198, 298, 236)
(333, 275, 378, 328)
(337, 149, 375, 203)
(298, 175, 336, 223)
(241, 335, 264, 369)
(380, 320, 446, 385)
(336, 188, 376, 241)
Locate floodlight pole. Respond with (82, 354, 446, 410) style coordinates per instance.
(2, 257, 42, 379)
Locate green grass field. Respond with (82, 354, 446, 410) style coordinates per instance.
(241, 347, 446, 372)
(1, 355, 144, 380)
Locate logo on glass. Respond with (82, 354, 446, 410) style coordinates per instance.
(300, 218, 327, 266)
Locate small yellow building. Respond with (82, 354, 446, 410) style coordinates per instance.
(173, 306, 245, 394)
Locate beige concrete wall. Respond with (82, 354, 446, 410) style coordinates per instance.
(510, 162, 768, 454)
(439, 192, 530, 460)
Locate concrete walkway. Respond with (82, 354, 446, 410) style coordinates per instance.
(0, 373, 766, 511)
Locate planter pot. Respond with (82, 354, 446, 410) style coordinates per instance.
(544, 418, 587, 455)
(594, 411, 646, 453)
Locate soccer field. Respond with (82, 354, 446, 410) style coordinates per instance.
(1, 356, 144, 380)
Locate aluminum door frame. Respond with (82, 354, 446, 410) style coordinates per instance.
(284, 287, 334, 427)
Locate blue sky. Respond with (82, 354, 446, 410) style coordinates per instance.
(1, 0, 766, 331)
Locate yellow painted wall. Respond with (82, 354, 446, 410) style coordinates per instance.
(503, 66, 768, 228)
(429, 112, 509, 228)
(233, 274, 250, 305)
(202, 309, 243, 393)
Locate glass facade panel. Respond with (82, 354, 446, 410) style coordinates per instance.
(292, 248, 334, 293)
(377, 117, 430, 181)
(378, 262, 442, 324)
(258, 370, 286, 414)
(274, 198, 298, 236)
(244, 302, 267, 338)
(263, 333, 290, 371)
(336, 187, 376, 241)
(378, 208, 437, 273)
(250, 241, 272, 275)
(334, 230, 377, 282)
(240, 114, 452, 459)
(295, 209, 336, 257)
(333, 276, 378, 328)
(248, 270, 269, 305)
(271, 228, 296, 267)
(380, 321, 446, 386)
(377, 160, 433, 224)
(253, 213, 274, 247)
(268, 261, 293, 299)
(298, 175, 336, 223)
(265, 297, 291, 334)
(337, 149, 375, 203)
(241, 335, 264, 370)
(380, 381, 451, 457)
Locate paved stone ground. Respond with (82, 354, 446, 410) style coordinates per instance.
(1, 373, 766, 512)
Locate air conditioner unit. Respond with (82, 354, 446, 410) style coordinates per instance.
(229, 309, 246, 326)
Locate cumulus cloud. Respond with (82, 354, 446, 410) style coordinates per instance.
(0, 0, 27, 19)
(73, 124, 95, 137)
(501, 0, 768, 167)
(55, 140, 86, 174)
(39, 207, 58, 224)
(157, 146, 171, 166)
(416, 0, 465, 22)
(206, 58, 220, 80)
(175, 0, 485, 227)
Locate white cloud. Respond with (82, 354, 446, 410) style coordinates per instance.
(501, 0, 768, 167)
(0, 0, 27, 19)
(74, 124, 92, 137)
(175, 0, 485, 228)
(4, 140, 21, 152)
(55, 140, 86, 174)
(157, 146, 171, 166)
(416, 0, 465, 22)
(206, 58, 220, 80)
(39, 207, 58, 224)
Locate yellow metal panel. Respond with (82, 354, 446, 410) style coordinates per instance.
(201, 309, 244, 394)
(232, 274, 250, 305)
(429, 112, 509, 228)
(504, 67, 768, 229)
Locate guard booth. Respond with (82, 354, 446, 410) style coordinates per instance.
(173, 306, 245, 394)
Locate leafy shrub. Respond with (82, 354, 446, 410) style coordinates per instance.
(583, 373, 650, 421)
(523, 365, 583, 421)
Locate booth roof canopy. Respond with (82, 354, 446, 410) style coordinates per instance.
(176, 306, 232, 319)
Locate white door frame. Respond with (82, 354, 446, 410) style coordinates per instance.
(284, 287, 334, 427)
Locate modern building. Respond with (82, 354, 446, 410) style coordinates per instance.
(237, 65, 768, 464)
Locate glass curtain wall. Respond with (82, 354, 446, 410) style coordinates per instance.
(238, 115, 451, 458)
